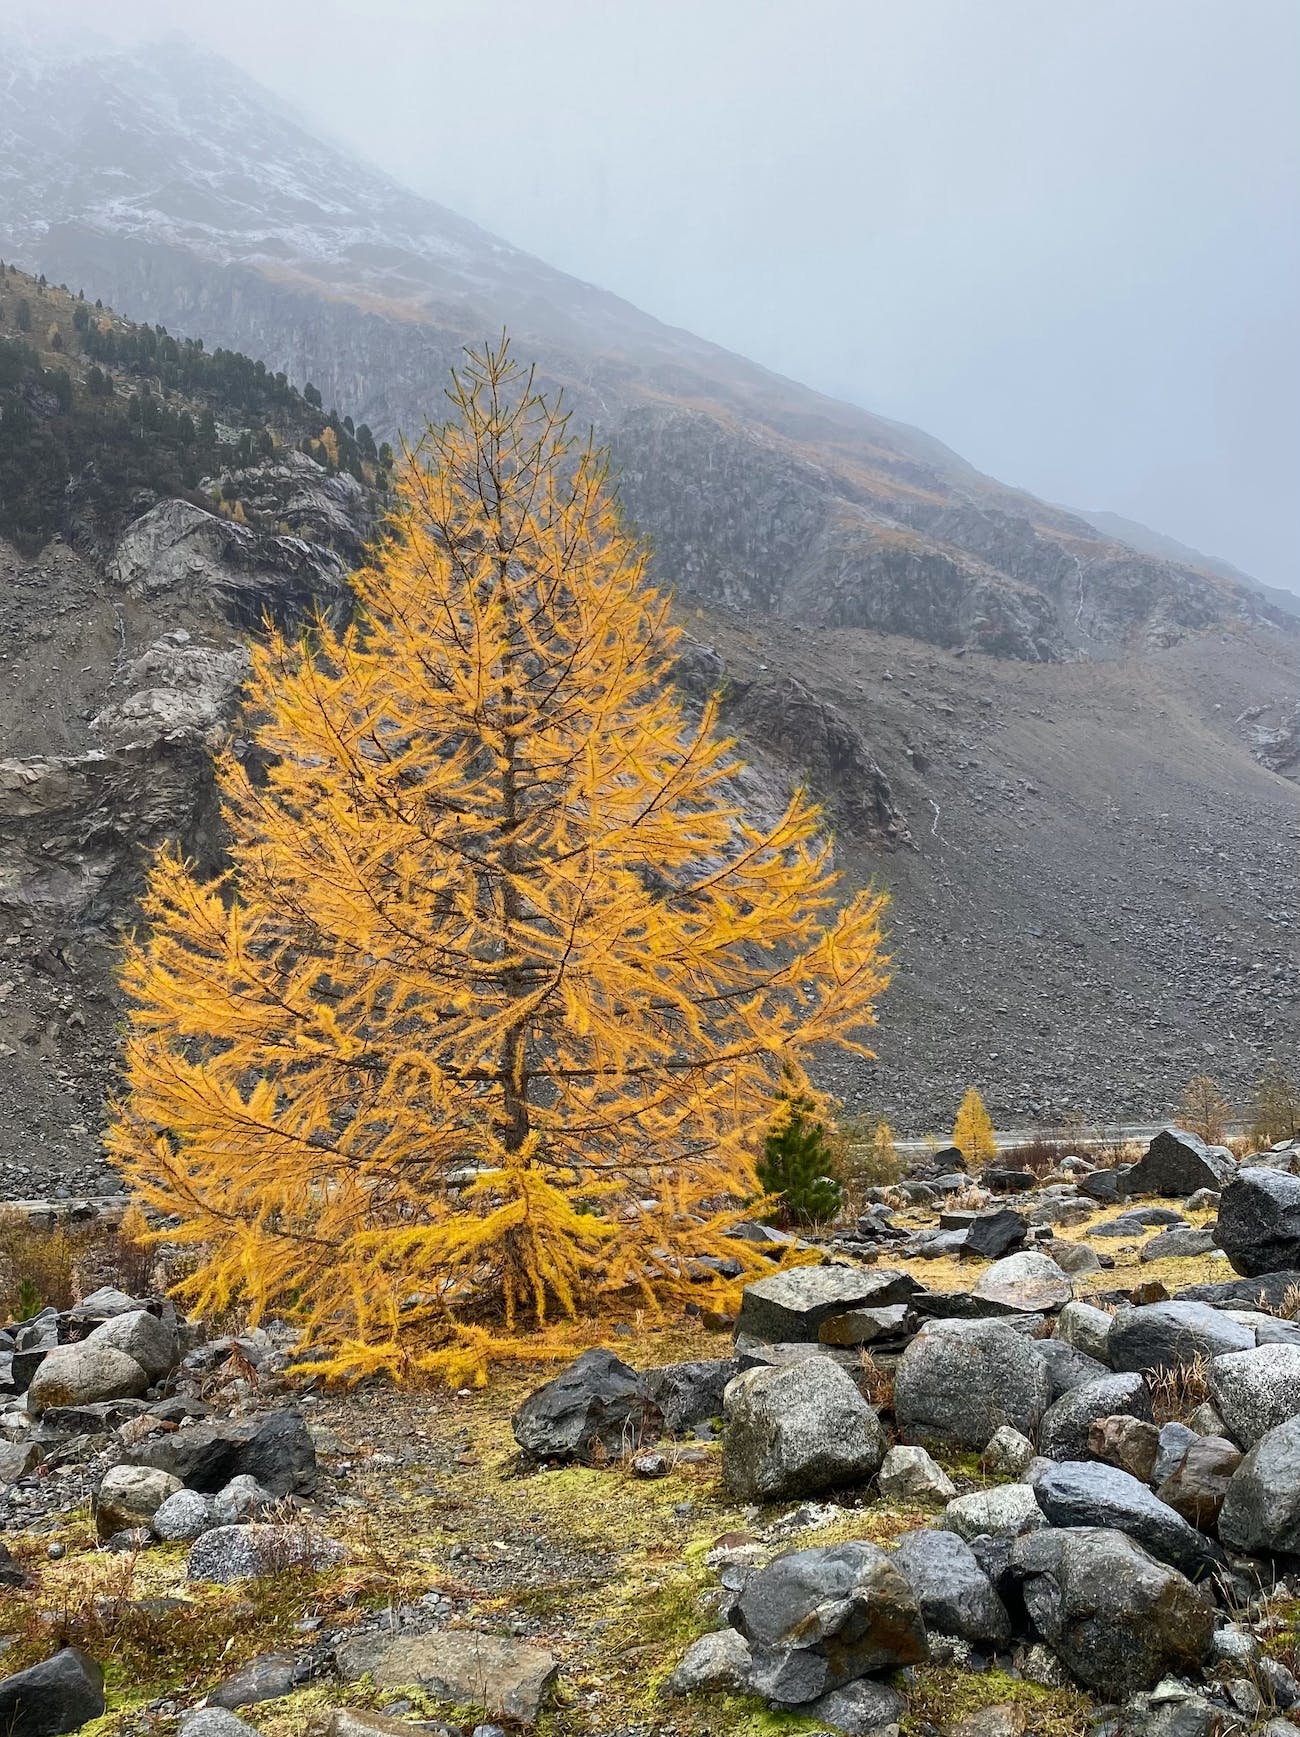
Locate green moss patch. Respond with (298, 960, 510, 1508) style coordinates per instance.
(906, 1665, 1091, 1737)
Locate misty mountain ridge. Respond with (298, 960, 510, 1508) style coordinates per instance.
(3, 35, 1294, 664)
(1072, 507, 1300, 622)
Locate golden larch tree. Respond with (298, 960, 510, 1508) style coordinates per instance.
(108, 340, 890, 1385)
(952, 1086, 997, 1166)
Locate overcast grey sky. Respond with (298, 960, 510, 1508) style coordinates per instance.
(14, 0, 1300, 589)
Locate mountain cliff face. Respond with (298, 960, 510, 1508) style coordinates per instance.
(4, 39, 1293, 665)
(0, 274, 386, 1191)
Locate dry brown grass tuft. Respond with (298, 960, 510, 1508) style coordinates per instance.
(1001, 1135, 1074, 1178)
(1240, 1282, 1300, 1321)
(859, 1352, 895, 1411)
(1096, 1139, 1145, 1167)
(946, 1182, 993, 1212)
(1148, 1354, 1212, 1424)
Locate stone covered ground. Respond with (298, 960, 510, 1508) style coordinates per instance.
(7, 1131, 1300, 1737)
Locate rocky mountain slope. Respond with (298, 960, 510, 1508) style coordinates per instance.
(0, 274, 1295, 1190)
(4, 39, 1296, 664)
(0, 39, 1296, 1183)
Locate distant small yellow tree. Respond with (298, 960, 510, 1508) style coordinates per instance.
(1179, 1074, 1231, 1145)
(953, 1087, 997, 1165)
(108, 339, 891, 1385)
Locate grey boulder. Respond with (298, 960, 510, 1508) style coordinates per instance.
(1095, 1209, 1187, 1238)
(818, 1303, 913, 1347)
(1032, 1460, 1224, 1581)
(122, 1409, 317, 1495)
(965, 1209, 1028, 1259)
(664, 1628, 752, 1695)
(1188, 1400, 1232, 1436)
(0, 1443, 41, 1486)
(1086, 1415, 1161, 1483)
(327, 1717, 461, 1737)
(1009, 1527, 1213, 1695)
(92, 1464, 182, 1541)
(1038, 1372, 1152, 1461)
(730, 1540, 927, 1705)
(941, 1483, 1046, 1542)
(1216, 1169, 1300, 1277)
(511, 1349, 660, 1461)
(1218, 1413, 1300, 1555)
(212, 1474, 274, 1526)
(1080, 1168, 1125, 1203)
(980, 1424, 1035, 1478)
(208, 1650, 309, 1708)
(970, 1251, 1071, 1314)
(1038, 1338, 1111, 1399)
(1049, 1240, 1103, 1276)
(1180, 1271, 1300, 1310)
(1157, 1433, 1242, 1530)
(187, 1523, 345, 1583)
(25, 1344, 148, 1416)
(82, 1308, 178, 1383)
(335, 1629, 557, 1722)
(1108, 1302, 1254, 1373)
(180, 1715, 260, 1737)
(0, 1647, 105, 1737)
(69, 1287, 145, 1322)
(892, 1527, 1011, 1647)
(736, 1264, 916, 1344)
(642, 1358, 737, 1434)
(180, 1714, 260, 1737)
(153, 1488, 216, 1541)
(804, 1679, 908, 1735)
(721, 1356, 886, 1501)
(1208, 1344, 1300, 1446)
(1257, 1318, 1300, 1349)
(877, 1443, 956, 1503)
(1141, 1228, 1218, 1261)
(1054, 1299, 1115, 1363)
(1124, 1128, 1236, 1198)
(1153, 1421, 1199, 1484)
(894, 1320, 1051, 1448)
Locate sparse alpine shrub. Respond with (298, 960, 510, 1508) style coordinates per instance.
(1251, 1059, 1300, 1148)
(1002, 1134, 1072, 1178)
(845, 1115, 905, 1188)
(0, 1212, 89, 1319)
(1179, 1074, 1232, 1146)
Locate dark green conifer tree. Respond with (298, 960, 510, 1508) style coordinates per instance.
(757, 1091, 844, 1226)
